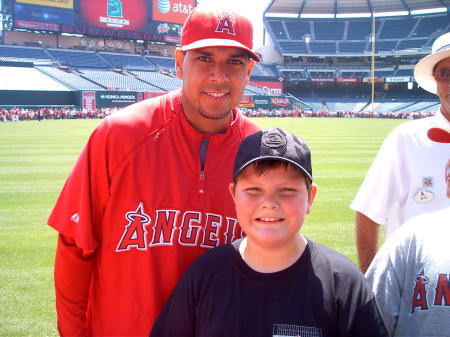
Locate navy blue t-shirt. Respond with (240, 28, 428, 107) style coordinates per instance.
(150, 239, 388, 337)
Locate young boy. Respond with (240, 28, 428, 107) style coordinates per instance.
(150, 128, 388, 337)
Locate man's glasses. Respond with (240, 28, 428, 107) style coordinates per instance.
(433, 68, 450, 82)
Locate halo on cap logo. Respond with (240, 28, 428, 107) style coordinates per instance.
(157, 0, 171, 14)
(262, 131, 287, 149)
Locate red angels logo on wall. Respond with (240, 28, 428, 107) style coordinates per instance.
(215, 12, 236, 35)
(271, 97, 290, 107)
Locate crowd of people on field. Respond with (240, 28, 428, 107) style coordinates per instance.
(0, 107, 119, 122)
(241, 108, 434, 119)
(1, 106, 434, 122)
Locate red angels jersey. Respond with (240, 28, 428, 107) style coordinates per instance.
(48, 90, 260, 336)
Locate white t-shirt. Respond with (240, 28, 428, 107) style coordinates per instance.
(351, 110, 450, 237)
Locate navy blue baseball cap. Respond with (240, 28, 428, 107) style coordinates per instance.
(233, 127, 312, 182)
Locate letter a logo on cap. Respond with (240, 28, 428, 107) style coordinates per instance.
(215, 12, 236, 35)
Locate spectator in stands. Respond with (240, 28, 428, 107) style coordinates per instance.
(365, 126, 450, 337)
(351, 32, 450, 273)
(47, 6, 260, 337)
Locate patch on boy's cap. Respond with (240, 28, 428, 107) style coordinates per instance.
(233, 127, 312, 182)
(261, 129, 287, 156)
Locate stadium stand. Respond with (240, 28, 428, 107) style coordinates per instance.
(48, 49, 109, 68)
(98, 52, 155, 71)
(0, 0, 448, 117)
(36, 66, 104, 90)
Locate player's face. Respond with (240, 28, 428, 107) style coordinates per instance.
(230, 165, 316, 250)
(434, 57, 450, 121)
(445, 158, 450, 198)
(176, 47, 254, 133)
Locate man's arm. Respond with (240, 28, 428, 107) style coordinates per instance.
(54, 234, 95, 337)
(355, 212, 380, 273)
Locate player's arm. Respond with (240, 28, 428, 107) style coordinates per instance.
(355, 212, 380, 273)
(54, 234, 95, 337)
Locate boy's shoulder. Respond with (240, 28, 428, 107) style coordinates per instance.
(308, 240, 362, 276)
(188, 243, 235, 272)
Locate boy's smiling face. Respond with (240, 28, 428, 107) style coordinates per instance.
(230, 163, 316, 249)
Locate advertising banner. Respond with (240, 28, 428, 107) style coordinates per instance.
(250, 81, 283, 96)
(238, 95, 294, 110)
(336, 78, 358, 82)
(152, 0, 195, 24)
(144, 91, 166, 100)
(14, 3, 75, 25)
(16, 0, 73, 9)
(80, 0, 148, 31)
(15, 19, 59, 31)
(82, 91, 96, 110)
(311, 78, 335, 82)
(386, 76, 411, 83)
(95, 91, 139, 108)
(363, 77, 384, 83)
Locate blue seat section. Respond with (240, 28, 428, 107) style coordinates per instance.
(379, 18, 415, 39)
(132, 71, 181, 91)
(395, 69, 413, 76)
(325, 98, 368, 112)
(99, 53, 154, 70)
(77, 68, 157, 91)
(268, 20, 288, 39)
(250, 64, 278, 78)
(0, 46, 52, 62)
(36, 66, 104, 90)
(397, 38, 428, 50)
(314, 21, 345, 40)
(146, 56, 175, 70)
(285, 21, 311, 40)
(341, 70, 369, 78)
(279, 41, 309, 54)
(375, 70, 395, 77)
(48, 49, 109, 68)
(309, 71, 334, 78)
(347, 20, 372, 40)
(309, 42, 336, 53)
(339, 41, 366, 53)
(413, 14, 449, 37)
(375, 40, 397, 52)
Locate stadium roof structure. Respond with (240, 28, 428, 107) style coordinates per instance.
(266, 0, 450, 17)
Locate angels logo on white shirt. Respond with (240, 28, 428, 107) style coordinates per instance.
(414, 189, 434, 203)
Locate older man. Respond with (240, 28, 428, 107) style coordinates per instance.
(365, 125, 450, 336)
(48, 6, 260, 336)
(351, 32, 450, 272)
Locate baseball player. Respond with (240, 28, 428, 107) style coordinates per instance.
(365, 126, 450, 336)
(48, 6, 260, 336)
(351, 32, 450, 273)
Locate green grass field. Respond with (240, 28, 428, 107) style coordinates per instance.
(0, 117, 406, 336)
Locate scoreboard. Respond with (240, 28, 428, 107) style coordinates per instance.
(13, 0, 196, 43)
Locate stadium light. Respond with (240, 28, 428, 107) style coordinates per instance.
(336, 13, 371, 18)
(265, 13, 299, 18)
(300, 13, 335, 18)
(374, 11, 409, 17)
(411, 7, 448, 15)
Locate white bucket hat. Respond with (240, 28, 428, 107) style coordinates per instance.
(414, 32, 450, 94)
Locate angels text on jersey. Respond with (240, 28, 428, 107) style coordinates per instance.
(115, 202, 241, 252)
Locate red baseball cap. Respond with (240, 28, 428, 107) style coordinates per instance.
(180, 7, 261, 62)
(428, 127, 450, 143)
